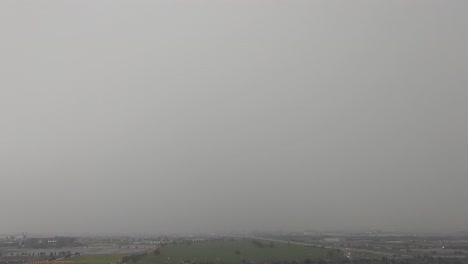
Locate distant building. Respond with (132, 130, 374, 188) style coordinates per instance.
(24, 237, 77, 248)
(322, 237, 340, 243)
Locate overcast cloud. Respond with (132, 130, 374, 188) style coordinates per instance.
(1, 1, 467, 235)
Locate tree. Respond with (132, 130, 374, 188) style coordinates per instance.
(317, 259, 327, 264)
(326, 251, 335, 259)
(251, 240, 264, 248)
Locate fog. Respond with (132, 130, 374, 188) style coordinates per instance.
(1, 1, 467, 235)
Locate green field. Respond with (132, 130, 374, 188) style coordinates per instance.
(134, 239, 337, 264)
(73, 254, 127, 264)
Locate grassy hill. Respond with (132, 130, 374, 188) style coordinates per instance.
(132, 239, 338, 264)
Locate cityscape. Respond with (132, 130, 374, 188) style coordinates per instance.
(1, 1, 467, 264)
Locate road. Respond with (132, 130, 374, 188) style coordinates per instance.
(220, 235, 409, 259)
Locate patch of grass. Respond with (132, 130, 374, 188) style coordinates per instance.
(72, 254, 127, 264)
(135, 240, 335, 264)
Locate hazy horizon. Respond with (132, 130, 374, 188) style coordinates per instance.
(1, 1, 467, 235)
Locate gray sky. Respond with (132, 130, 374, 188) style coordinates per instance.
(1, 1, 467, 235)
